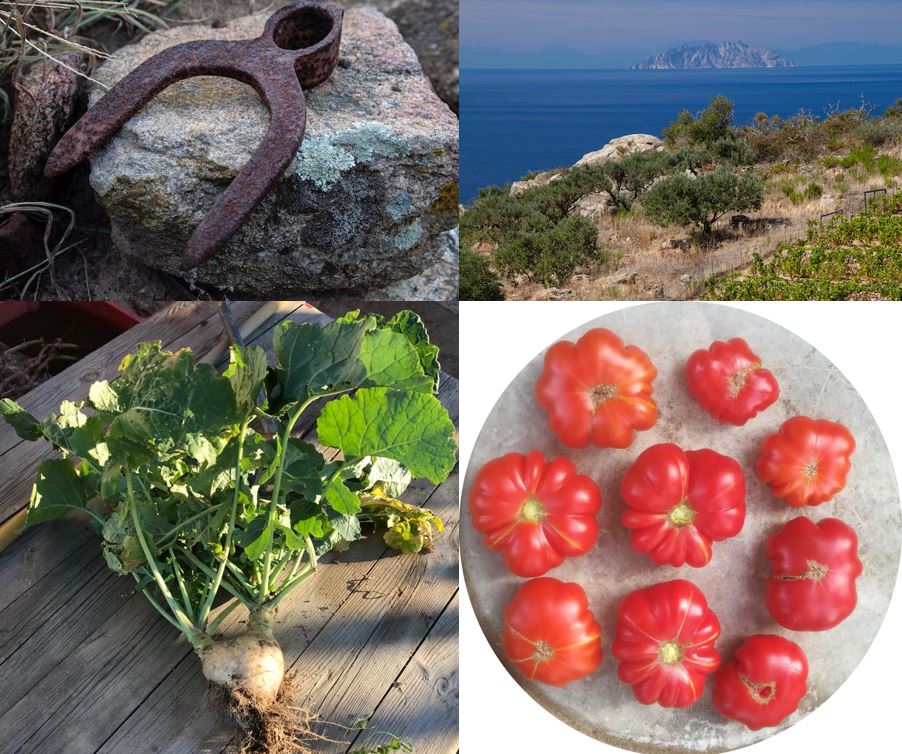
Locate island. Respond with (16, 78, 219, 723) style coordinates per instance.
(632, 41, 796, 70)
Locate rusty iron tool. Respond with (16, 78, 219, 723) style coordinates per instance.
(44, 1, 344, 271)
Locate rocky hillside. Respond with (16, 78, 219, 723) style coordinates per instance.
(632, 41, 796, 70)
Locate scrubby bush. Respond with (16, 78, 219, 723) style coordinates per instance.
(460, 248, 504, 301)
(494, 216, 600, 286)
(573, 151, 670, 211)
(643, 167, 765, 235)
(664, 95, 735, 147)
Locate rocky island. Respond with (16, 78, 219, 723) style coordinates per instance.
(632, 41, 796, 69)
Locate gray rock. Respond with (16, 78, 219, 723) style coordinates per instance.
(573, 134, 664, 168)
(365, 228, 458, 300)
(510, 170, 563, 196)
(88, 7, 458, 297)
(347, 0, 458, 113)
(9, 54, 86, 200)
(570, 191, 611, 221)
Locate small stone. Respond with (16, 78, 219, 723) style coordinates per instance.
(87, 7, 458, 297)
(9, 54, 86, 200)
(570, 192, 611, 221)
(532, 288, 575, 301)
(679, 274, 692, 285)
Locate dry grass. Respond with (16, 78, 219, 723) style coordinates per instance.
(0, 1, 184, 116)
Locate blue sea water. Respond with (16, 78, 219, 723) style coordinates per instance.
(460, 65, 902, 202)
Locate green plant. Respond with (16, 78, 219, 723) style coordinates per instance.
(460, 248, 504, 300)
(663, 95, 735, 147)
(0, 311, 456, 749)
(495, 215, 599, 286)
(581, 151, 670, 211)
(643, 167, 765, 235)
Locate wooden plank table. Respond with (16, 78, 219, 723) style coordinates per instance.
(0, 302, 459, 754)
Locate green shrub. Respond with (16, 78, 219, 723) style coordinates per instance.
(459, 249, 504, 301)
(494, 216, 599, 286)
(663, 95, 735, 147)
(643, 167, 765, 235)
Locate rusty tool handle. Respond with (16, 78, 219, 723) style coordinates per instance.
(45, 39, 243, 178)
(182, 72, 307, 270)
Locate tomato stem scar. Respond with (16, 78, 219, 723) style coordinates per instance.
(729, 364, 760, 398)
(803, 460, 819, 479)
(532, 640, 554, 662)
(658, 639, 684, 665)
(518, 498, 547, 524)
(589, 383, 619, 409)
(740, 673, 777, 705)
(668, 499, 696, 528)
(777, 559, 829, 582)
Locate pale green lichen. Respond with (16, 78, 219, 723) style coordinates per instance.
(333, 122, 408, 163)
(394, 219, 423, 251)
(294, 137, 356, 191)
(294, 122, 411, 191)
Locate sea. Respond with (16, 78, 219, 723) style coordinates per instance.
(460, 65, 902, 202)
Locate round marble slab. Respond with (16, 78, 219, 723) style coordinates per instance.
(460, 302, 901, 754)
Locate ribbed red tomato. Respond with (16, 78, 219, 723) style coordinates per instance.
(766, 516, 862, 631)
(713, 634, 808, 730)
(756, 416, 856, 506)
(685, 337, 779, 425)
(535, 328, 657, 449)
(468, 450, 601, 577)
(612, 579, 721, 707)
(620, 444, 746, 567)
(502, 577, 603, 686)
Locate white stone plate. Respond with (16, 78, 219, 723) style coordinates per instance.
(460, 302, 901, 754)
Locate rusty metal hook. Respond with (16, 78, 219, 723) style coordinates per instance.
(45, 1, 344, 271)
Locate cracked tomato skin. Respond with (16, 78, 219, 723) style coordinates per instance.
(713, 634, 808, 730)
(766, 516, 862, 631)
(612, 579, 721, 708)
(756, 416, 856, 507)
(535, 328, 657, 449)
(502, 577, 603, 686)
(685, 337, 779, 426)
(621, 444, 746, 568)
(468, 450, 601, 577)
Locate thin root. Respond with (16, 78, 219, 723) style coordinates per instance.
(210, 674, 347, 754)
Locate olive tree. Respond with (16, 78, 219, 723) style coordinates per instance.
(643, 167, 764, 236)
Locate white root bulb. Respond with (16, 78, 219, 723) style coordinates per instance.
(197, 608, 285, 703)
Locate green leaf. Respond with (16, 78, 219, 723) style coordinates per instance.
(0, 398, 42, 441)
(241, 514, 272, 561)
(271, 318, 373, 407)
(317, 388, 457, 484)
(28, 459, 88, 525)
(330, 513, 362, 545)
(280, 439, 327, 499)
(386, 310, 441, 390)
(41, 410, 109, 467)
(366, 457, 411, 498)
(360, 328, 434, 392)
(88, 380, 120, 414)
(225, 345, 269, 415)
(324, 477, 361, 515)
(289, 498, 327, 538)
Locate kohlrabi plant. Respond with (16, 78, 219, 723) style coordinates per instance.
(0, 310, 456, 752)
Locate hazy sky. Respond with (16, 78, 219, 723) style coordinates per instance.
(462, 0, 902, 58)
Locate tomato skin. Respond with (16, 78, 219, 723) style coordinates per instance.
(612, 579, 721, 708)
(502, 577, 603, 686)
(765, 516, 862, 631)
(685, 338, 779, 426)
(620, 444, 746, 568)
(468, 450, 601, 577)
(712, 634, 808, 730)
(756, 416, 856, 506)
(535, 328, 657, 449)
